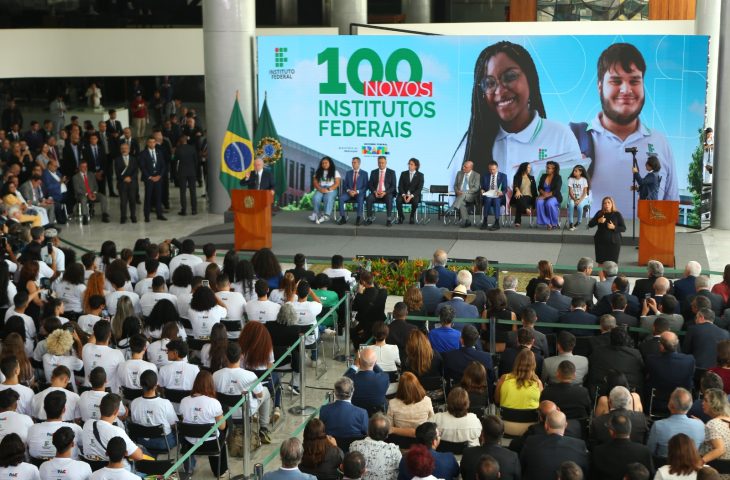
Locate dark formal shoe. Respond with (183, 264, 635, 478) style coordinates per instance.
(355, 217, 362, 226)
(479, 222, 489, 230)
(131, 218, 138, 223)
(102, 214, 110, 223)
(109, 193, 119, 198)
(157, 215, 168, 221)
(82, 216, 89, 225)
(409, 217, 415, 224)
(363, 218, 373, 226)
(396, 217, 404, 224)
(120, 218, 127, 224)
(386, 220, 392, 227)
(191, 211, 198, 215)
(489, 223, 500, 231)
(144, 217, 150, 223)
(336, 217, 346, 225)
(461, 220, 471, 228)
(178, 211, 187, 216)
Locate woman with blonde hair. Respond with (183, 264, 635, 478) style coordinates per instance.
(433, 387, 481, 446)
(111, 295, 135, 341)
(403, 329, 443, 394)
(82, 271, 107, 313)
(495, 348, 543, 435)
(386, 372, 434, 438)
(42, 328, 83, 387)
(700, 388, 730, 466)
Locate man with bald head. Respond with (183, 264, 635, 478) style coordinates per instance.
(508, 400, 582, 454)
(590, 387, 648, 447)
(420, 249, 456, 290)
(344, 347, 389, 414)
(646, 387, 705, 457)
(520, 410, 589, 480)
(645, 331, 695, 415)
(591, 412, 654, 479)
(451, 161, 481, 228)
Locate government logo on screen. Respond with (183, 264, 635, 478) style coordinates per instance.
(270, 47, 295, 79)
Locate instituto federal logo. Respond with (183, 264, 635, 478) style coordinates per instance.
(275, 47, 288, 67)
(271, 47, 295, 79)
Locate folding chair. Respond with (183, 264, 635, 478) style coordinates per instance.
(126, 421, 174, 458)
(177, 422, 228, 479)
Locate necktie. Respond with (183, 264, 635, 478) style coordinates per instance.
(83, 173, 91, 195)
(151, 150, 157, 170)
(92, 145, 98, 160)
(410, 172, 414, 182)
(353, 170, 358, 189)
(123, 156, 129, 168)
(257, 171, 261, 189)
(72, 144, 79, 165)
(461, 173, 469, 191)
(378, 170, 385, 193)
(491, 174, 496, 191)
(101, 133, 108, 151)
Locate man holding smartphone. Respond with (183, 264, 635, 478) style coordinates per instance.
(41, 228, 64, 279)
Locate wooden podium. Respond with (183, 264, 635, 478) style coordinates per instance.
(231, 189, 272, 251)
(637, 200, 679, 267)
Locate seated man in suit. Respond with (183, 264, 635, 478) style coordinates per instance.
(479, 160, 508, 231)
(684, 275, 724, 321)
(542, 331, 589, 386)
(609, 293, 639, 329)
(594, 261, 618, 301)
(639, 294, 682, 334)
(561, 297, 598, 337)
(241, 156, 275, 193)
(683, 307, 730, 369)
(587, 328, 644, 397)
(344, 347, 389, 415)
(471, 256, 497, 294)
(443, 325, 495, 387)
(631, 260, 666, 299)
(673, 261, 702, 309)
(262, 438, 316, 480)
(645, 332, 695, 413)
(539, 360, 591, 420)
(318, 377, 368, 440)
(590, 386, 648, 447)
(461, 416, 521, 480)
(351, 271, 386, 349)
(41, 158, 69, 224)
(421, 268, 447, 316)
(590, 412, 654, 480)
(336, 156, 368, 226)
(398, 422, 459, 480)
(591, 275, 640, 318)
(451, 160, 481, 228)
(72, 159, 110, 224)
(639, 316, 669, 360)
(395, 158, 424, 224)
(509, 400, 584, 454)
(434, 284, 479, 324)
(364, 155, 396, 227)
(20, 172, 55, 226)
(420, 249, 457, 290)
(562, 257, 597, 306)
(547, 276, 572, 316)
(531, 284, 560, 335)
(503, 275, 530, 316)
(500, 327, 544, 378)
(520, 410, 589, 480)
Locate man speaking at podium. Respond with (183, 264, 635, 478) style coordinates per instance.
(241, 157, 275, 193)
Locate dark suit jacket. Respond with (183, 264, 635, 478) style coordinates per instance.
(645, 352, 695, 407)
(683, 322, 730, 369)
(442, 347, 495, 386)
(318, 400, 368, 439)
(106, 119, 123, 136)
(634, 170, 661, 201)
(560, 310, 598, 337)
(684, 290, 724, 320)
(461, 444, 520, 480)
(397, 170, 424, 198)
(673, 276, 697, 307)
(509, 421, 583, 453)
(539, 383, 592, 419)
(511, 173, 537, 200)
(367, 168, 396, 196)
(531, 302, 560, 333)
(386, 320, 417, 361)
(520, 434, 588, 480)
(119, 136, 140, 157)
(344, 366, 389, 412)
(590, 410, 648, 446)
(471, 272, 496, 294)
(480, 171, 508, 195)
(421, 266, 457, 291)
(505, 290, 530, 315)
(41, 169, 64, 202)
(613, 310, 639, 328)
(83, 144, 106, 173)
(588, 345, 644, 394)
(639, 336, 662, 360)
(341, 169, 369, 194)
(591, 438, 654, 480)
(421, 285, 447, 315)
(175, 143, 199, 178)
(499, 346, 544, 377)
(562, 272, 597, 306)
(352, 287, 387, 333)
(114, 155, 138, 185)
(631, 276, 666, 299)
(506, 329, 549, 359)
(61, 142, 84, 177)
(138, 147, 168, 180)
(547, 290, 572, 315)
(242, 169, 275, 190)
(591, 291, 640, 318)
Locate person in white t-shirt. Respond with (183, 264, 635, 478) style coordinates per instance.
(232, 260, 258, 302)
(168, 264, 193, 299)
(245, 279, 281, 323)
(145, 322, 180, 369)
(77, 295, 106, 336)
(139, 277, 178, 317)
(0, 356, 35, 416)
(88, 436, 139, 480)
(0, 389, 33, 443)
(120, 249, 139, 286)
(187, 286, 227, 339)
(136, 244, 169, 282)
(157, 340, 200, 414)
(28, 390, 84, 459)
(193, 244, 218, 278)
(129, 370, 177, 452)
(53, 263, 86, 317)
(215, 274, 245, 339)
(168, 239, 203, 279)
(179, 370, 226, 476)
(104, 271, 141, 316)
(322, 255, 356, 287)
(81, 394, 143, 462)
(42, 329, 83, 387)
(0, 433, 40, 480)
(81, 321, 125, 393)
(176, 277, 201, 324)
(4, 292, 37, 342)
(81, 252, 97, 282)
(133, 259, 159, 297)
(290, 281, 322, 349)
(566, 164, 591, 231)
(213, 343, 271, 444)
(116, 335, 156, 391)
(309, 157, 341, 223)
(38, 426, 92, 480)
(78, 367, 126, 423)
(31, 366, 81, 422)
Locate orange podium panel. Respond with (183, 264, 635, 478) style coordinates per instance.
(231, 189, 272, 251)
(637, 200, 679, 267)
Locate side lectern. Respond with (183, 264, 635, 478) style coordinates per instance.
(231, 189, 272, 251)
(637, 200, 679, 267)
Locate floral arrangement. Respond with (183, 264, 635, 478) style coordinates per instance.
(256, 137, 283, 165)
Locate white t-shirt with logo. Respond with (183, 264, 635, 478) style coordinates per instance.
(133, 278, 154, 297)
(158, 360, 199, 413)
(146, 339, 171, 368)
(129, 396, 177, 435)
(212, 367, 263, 417)
(0, 462, 40, 480)
(81, 419, 137, 460)
(289, 300, 322, 345)
(89, 466, 138, 480)
(193, 261, 219, 278)
(32, 388, 81, 421)
(216, 291, 245, 320)
(104, 291, 141, 316)
(169, 254, 203, 279)
(188, 305, 227, 338)
(77, 314, 102, 336)
(81, 344, 125, 393)
(139, 292, 178, 317)
(0, 410, 33, 442)
(4, 308, 36, 340)
(42, 354, 83, 385)
(137, 262, 169, 282)
(54, 281, 86, 313)
(179, 395, 223, 443)
(78, 390, 127, 423)
(39, 457, 92, 480)
(0, 383, 34, 416)
(116, 359, 157, 390)
(27, 420, 83, 459)
(244, 299, 281, 323)
(177, 292, 193, 321)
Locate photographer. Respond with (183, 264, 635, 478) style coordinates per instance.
(632, 155, 661, 201)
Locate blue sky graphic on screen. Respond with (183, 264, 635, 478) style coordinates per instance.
(258, 35, 709, 217)
(224, 141, 252, 173)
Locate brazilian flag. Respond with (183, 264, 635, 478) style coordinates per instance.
(219, 95, 254, 195)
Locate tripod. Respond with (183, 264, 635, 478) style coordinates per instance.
(629, 149, 638, 240)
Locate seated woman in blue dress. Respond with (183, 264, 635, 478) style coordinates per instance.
(536, 160, 562, 230)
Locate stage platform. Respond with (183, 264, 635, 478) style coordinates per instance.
(186, 211, 708, 270)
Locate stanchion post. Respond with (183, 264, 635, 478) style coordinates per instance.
(336, 292, 352, 362)
(489, 316, 496, 354)
(288, 334, 316, 415)
(242, 393, 251, 479)
(254, 463, 264, 480)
